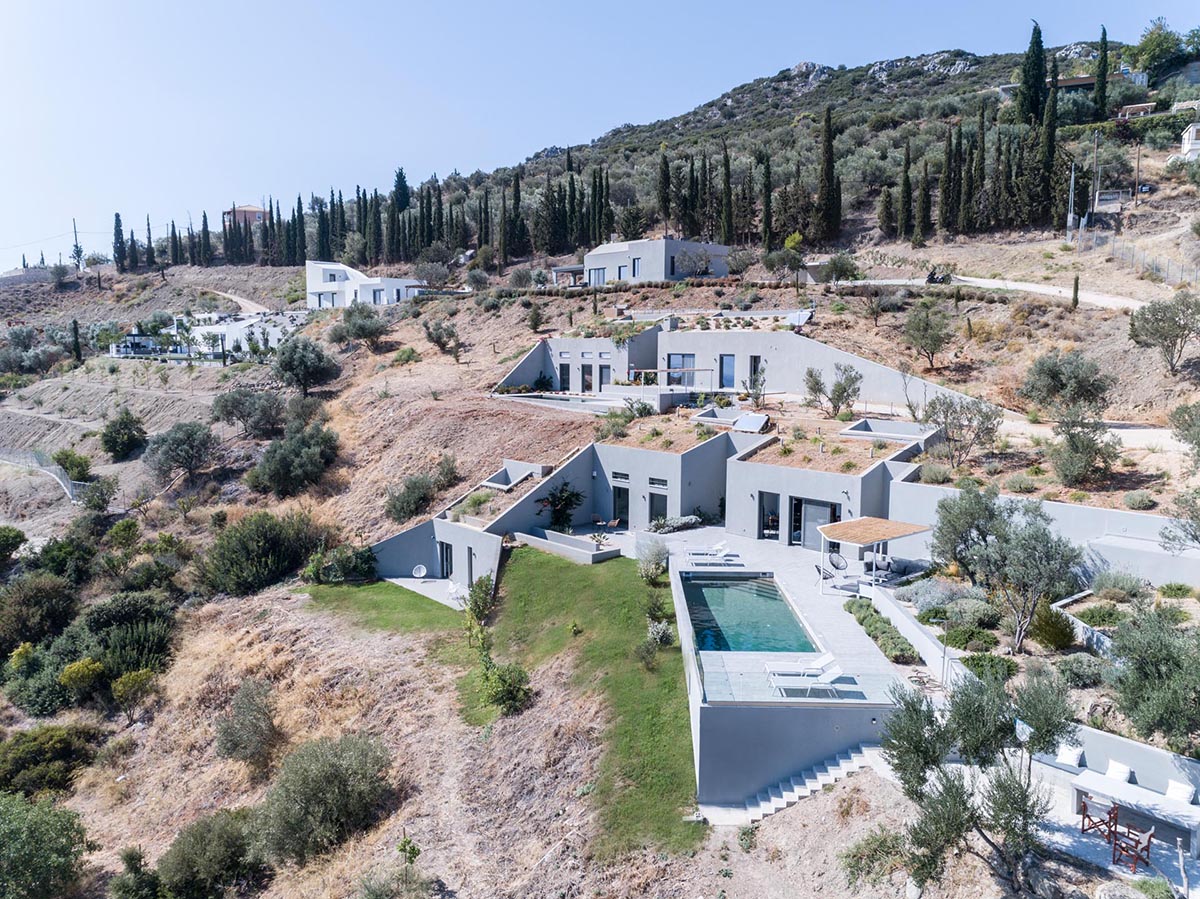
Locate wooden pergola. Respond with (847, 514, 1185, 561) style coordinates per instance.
(816, 517, 931, 594)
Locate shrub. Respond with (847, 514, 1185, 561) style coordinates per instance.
(245, 423, 339, 498)
(0, 572, 77, 657)
(433, 453, 458, 490)
(1159, 582, 1193, 599)
(201, 512, 331, 595)
(1005, 473, 1036, 494)
(216, 678, 281, 773)
(940, 626, 998, 650)
(464, 574, 496, 625)
(32, 535, 95, 585)
(108, 846, 162, 899)
(0, 792, 90, 899)
(844, 599, 919, 664)
(144, 421, 218, 482)
(920, 463, 951, 484)
(0, 525, 26, 567)
(302, 544, 376, 585)
(1124, 490, 1157, 511)
(1075, 602, 1127, 629)
(1029, 603, 1076, 650)
(112, 669, 157, 723)
(157, 808, 265, 899)
(1091, 569, 1148, 600)
(645, 514, 702, 534)
(647, 619, 674, 646)
(943, 597, 1001, 630)
(0, 724, 103, 795)
(101, 408, 147, 460)
(916, 606, 948, 625)
(1056, 652, 1107, 688)
(962, 653, 1018, 681)
(251, 735, 392, 866)
(634, 638, 659, 670)
(895, 578, 987, 613)
(483, 660, 532, 715)
(51, 449, 91, 482)
(58, 657, 105, 698)
(840, 825, 907, 888)
(637, 537, 668, 583)
(385, 474, 436, 522)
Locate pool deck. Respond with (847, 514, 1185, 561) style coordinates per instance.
(646, 526, 901, 706)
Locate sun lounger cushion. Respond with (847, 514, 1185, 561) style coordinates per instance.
(1055, 744, 1084, 767)
(1167, 779, 1196, 804)
(1105, 760, 1132, 783)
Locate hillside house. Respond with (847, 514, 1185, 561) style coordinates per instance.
(305, 260, 426, 309)
(1181, 123, 1200, 161)
(1116, 103, 1155, 120)
(583, 237, 730, 287)
(222, 205, 266, 229)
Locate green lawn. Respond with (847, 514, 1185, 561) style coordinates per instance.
(303, 581, 463, 634)
(488, 546, 703, 857)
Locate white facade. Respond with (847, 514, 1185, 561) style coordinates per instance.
(1182, 124, 1200, 162)
(305, 260, 426, 310)
(582, 238, 730, 287)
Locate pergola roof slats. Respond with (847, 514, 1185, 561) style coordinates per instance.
(817, 516, 930, 547)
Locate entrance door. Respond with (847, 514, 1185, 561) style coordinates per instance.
(759, 491, 780, 539)
(649, 492, 668, 522)
(719, 354, 736, 390)
(438, 541, 454, 578)
(789, 499, 840, 550)
(599, 365, 611, 388)
(612, 486, 629, 524)
(558, 363, 571, 392)
(581, 364, 593, 392)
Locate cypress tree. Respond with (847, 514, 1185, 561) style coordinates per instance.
(393, 167, 410, 213)
(144, 216, 156, 267)
(434, 182, 444, 242)
(657, 151, 671, 236)
(384, 195, 399, 263)
(71, 319, 82, 362)
(567, 175, 578, 248)
(913, 161, 931, 247)
(938, 130, 956, 235)
(1093, 26, 1109, 122)
(295, 195, 307, 262)
(877, 187, 896, 237)
(1037, 60, 1060, 223)
(498, 189, 508, 268)
(1016, 22, 1047, 126)
(720, 143, 733, 246)
(169, 221, 180, 265)
(816, 106, 837, 241)
(959, 147, 975, 233)
(200, 212, 212, 266)
(112, 213, 127, 272)
(317, 204, 331, 261)
(566, 147, 573, 173)
(602, 170, 614, 239)
(244, 218, 254, 263)
(896, 142, 912, 239)
(760, 152, 773, 251)
(127, 230, 139, 269)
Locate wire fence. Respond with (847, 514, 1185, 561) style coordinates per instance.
(0, 447, 86, 501)
(1074, 230, 1200, 286)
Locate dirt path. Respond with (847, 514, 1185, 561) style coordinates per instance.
(208, 288, 270, 314)
(859, 277, 1147, 311)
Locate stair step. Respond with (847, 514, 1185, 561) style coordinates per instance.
(734, 744, 878, 825)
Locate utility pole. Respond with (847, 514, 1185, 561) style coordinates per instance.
(1091, 129, 1100, 215)
(1133, 141, 1142, 207)
(1067, 162, 1076, 241)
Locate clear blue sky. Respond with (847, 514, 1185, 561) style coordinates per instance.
(2, 0, 1194, 271)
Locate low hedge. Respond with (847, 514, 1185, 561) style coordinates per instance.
(844, 599, 920, 665)
(961, 653, 1018, 682)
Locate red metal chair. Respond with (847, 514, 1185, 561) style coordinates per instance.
(1112, 823, 1154, 873)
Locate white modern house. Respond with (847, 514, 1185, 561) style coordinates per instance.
(582, 237, 730, 287)
(305, 261, 426, 310)
(1181, 123, 1200, 162)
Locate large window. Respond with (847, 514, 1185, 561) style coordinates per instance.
(587, 267, 606, 287)
(667, 353, 695, 387)
(719, 354, 735, 389)
(372, 289, 383, 304)
(649, 492, 668, 521)
(632, 257, 641, 278)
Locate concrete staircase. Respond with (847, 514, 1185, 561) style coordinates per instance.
(742, 744, 877, 824)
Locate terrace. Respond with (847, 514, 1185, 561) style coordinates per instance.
(739, 417, 907, 474)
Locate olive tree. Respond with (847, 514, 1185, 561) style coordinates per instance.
(804, 363, 862, 418)
(0, 793, 90, 899)
(1018, 349, 1113, 416)
(1128, 290, 1200, 375)
(144, 421, 218, 482)
(273, 336, 341, 396)
(903, 299, 950, 368)
(929, 481, 1003, 585)
(921, 394, 1002, 468)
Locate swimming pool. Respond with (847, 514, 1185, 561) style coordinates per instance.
(681, 573, 817, 653)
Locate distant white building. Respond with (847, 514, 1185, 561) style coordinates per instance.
(305, 261, 425, 310)
(582, 238, 730, 287)
(1181, 123, 1200, 162)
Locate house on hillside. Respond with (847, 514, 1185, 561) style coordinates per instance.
(222, 205, 267, 229)
(583, 237, 730, 287)
(305, 260, 426, 309)
(1116, 103, 1155, 120)
(1181, 123, 1200, 161)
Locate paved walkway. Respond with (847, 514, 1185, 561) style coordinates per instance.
(858, 277, 1147, 311)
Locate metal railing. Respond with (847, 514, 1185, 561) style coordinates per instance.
(0, 447, 86, 501)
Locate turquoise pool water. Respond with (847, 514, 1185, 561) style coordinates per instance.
(681, 574, 816, 653)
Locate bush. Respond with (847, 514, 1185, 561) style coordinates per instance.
(1091, 569, 1148, 600)
(916, 606, 948, 625)
(51, 449, 91, 482)
(483, 660, 532, 715)
(100, 408, 147, 461)
(215, 678, 281, 773)
(647, 619, 674, 646)
(0, 724, 103, 795)
(32, 535, 96, 585)
(0, 792, 89, 899)
(1124, 490, 1157, 511)
(637, 537, 669, 583)
(1075, 602, 1127, 629)
(840, 825, 907, 888)
(201, 512, 331, 595)
(302, 544, 376, 585)
(962, 653, 1018, 681)
(895, 578, 987, 613)
(0, 572, 77, 657)
(943, 597, 1001, 630)
(920, 463, 951, 484)
(1005, 473, 1037, 494)
(645, 514, 702, 534)
(1056, 652, 1107, 688)
(464, 574, 496, 625)
(245, 423, 339, 498)
(0, 525, 26, 568)
(385, 473, 436, 522)
(433, 453, 458, 490)
(844, 599, 919, 664)
(940, 626, 998, 650)
(84, 591, 173, 635)
(144, 421, 218, 482)
(251, 735, 392, 866)
(634, 638, 659, 670)
(1029, 603, 1076, 650)
(1159, 582, 1193, 599)
(108, 846, 162, 899)
(157, 808, 265, 899)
